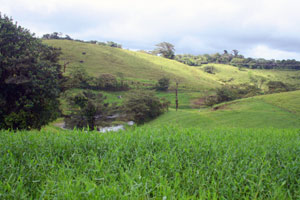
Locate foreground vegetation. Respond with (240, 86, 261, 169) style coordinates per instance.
(1, 127, 300, 199)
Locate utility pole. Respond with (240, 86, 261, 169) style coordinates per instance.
(175, 81, 179, 111)
(63, 61, 70, 73)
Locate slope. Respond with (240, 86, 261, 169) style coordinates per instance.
(148, 90, 300, 128)
(43, 40, 219, 91)
(197, 63, 300, 88)
(44, 40, 300, 92)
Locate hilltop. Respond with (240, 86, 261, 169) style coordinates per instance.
(44, 40, 300, 92)
(44, 40, 218, 91)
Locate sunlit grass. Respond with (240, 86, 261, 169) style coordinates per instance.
(149, 90, 300, 128)
(44, 40, 300, 93)
(1, 127, 300, 199)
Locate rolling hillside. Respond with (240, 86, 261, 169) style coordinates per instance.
(44, 40, 300, 128)
(44, 40, 219, 91)
(198, 64, 300, 88)
(148, 90, 300, 128)
(44, 40, 300, 92)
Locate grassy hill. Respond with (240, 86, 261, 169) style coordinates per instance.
(44, 40, 300, 126)
(148, 90, 300, 128)
(44, 40, 300, 92)
(44, 40, 219, 91)
(197, 64, 300, 88)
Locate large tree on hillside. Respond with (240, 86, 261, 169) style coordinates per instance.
(155, 42, 175, 59)
(0, 14, 63, 130)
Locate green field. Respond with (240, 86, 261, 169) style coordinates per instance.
(198, 64, 300, 87)
(1, 127, 300, 199)
(149, 90, 300, 128)
(3, 39, 298, 199)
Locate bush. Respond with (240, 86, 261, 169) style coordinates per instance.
(203, 65, 217, 74)
(205, 84, 262, 106)
(123, 91, 170, 124)
(96, 73, 129, 91)
(267, 81, 290, 93)
(156, 77, 170, 91)
(0, 14, 63, 130)
(67, 66, 93, 89)
(64, 91, 111, 130)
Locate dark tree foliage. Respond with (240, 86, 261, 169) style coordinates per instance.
(203, 65, 217, 74)
(66, 68, 129, 91)
(205, 84, 262, 106)
(106, 41, 122, 48)
(42, 32, 73, 40)
(155, 42, 175, 59)
(67, 66, 93, 89)
(64, 91, 110, 130)
(175, 51, 300, 70)
(267, 81, 290, 93)
(123, 91, 170, 124)
(156, 77, 170, 91)
(0, 14, 63, 130)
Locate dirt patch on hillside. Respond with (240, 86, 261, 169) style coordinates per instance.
(212, 104, 228, 111)
(212, 102, 237, 111)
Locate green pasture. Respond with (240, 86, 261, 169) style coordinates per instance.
(44, 40, 300, 92)
(149, 90, 300, 128)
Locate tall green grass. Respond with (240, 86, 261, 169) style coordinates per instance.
(1, 126, 300, 199)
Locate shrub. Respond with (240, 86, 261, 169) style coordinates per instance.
(64, 91, 111, 130)
(156, 77, 170, 91)
(122, 90, 170, 124)
(95, 73, 129, 91)
(67, 66, 93, 89)
(267, 81, 289, 93)
(205, 84, 262, 106)
(203, 65, 217, 74)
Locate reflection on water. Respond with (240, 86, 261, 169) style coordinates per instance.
(99, 121, 135, 133)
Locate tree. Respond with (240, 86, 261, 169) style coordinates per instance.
(267, 81, 289, 93)
(203, 65, 217, 74)
(0, 14, 63, 130)
(232, 49, 239, 57)
(155, 42, 175, 59)
(106, 41, 122, 48)
(64, 91, 110, 130)
(67, 66, 93, 89)
(96, 73, 117, 90)
(123, 90, 170, 124)
(156, 77, 170, 91)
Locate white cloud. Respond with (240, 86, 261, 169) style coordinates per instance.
(1, 0, 300, 59)
(246, 45, 300, 60)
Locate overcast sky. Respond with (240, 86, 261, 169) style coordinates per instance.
(1, 0, 300, 60)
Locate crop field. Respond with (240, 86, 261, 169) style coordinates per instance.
(1, 127, 300, 199)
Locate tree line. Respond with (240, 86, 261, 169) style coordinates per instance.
(175, 50, 300, 70)
(42, 32, 122, 48)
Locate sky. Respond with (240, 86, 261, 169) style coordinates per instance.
(1, 0, 300, 60)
